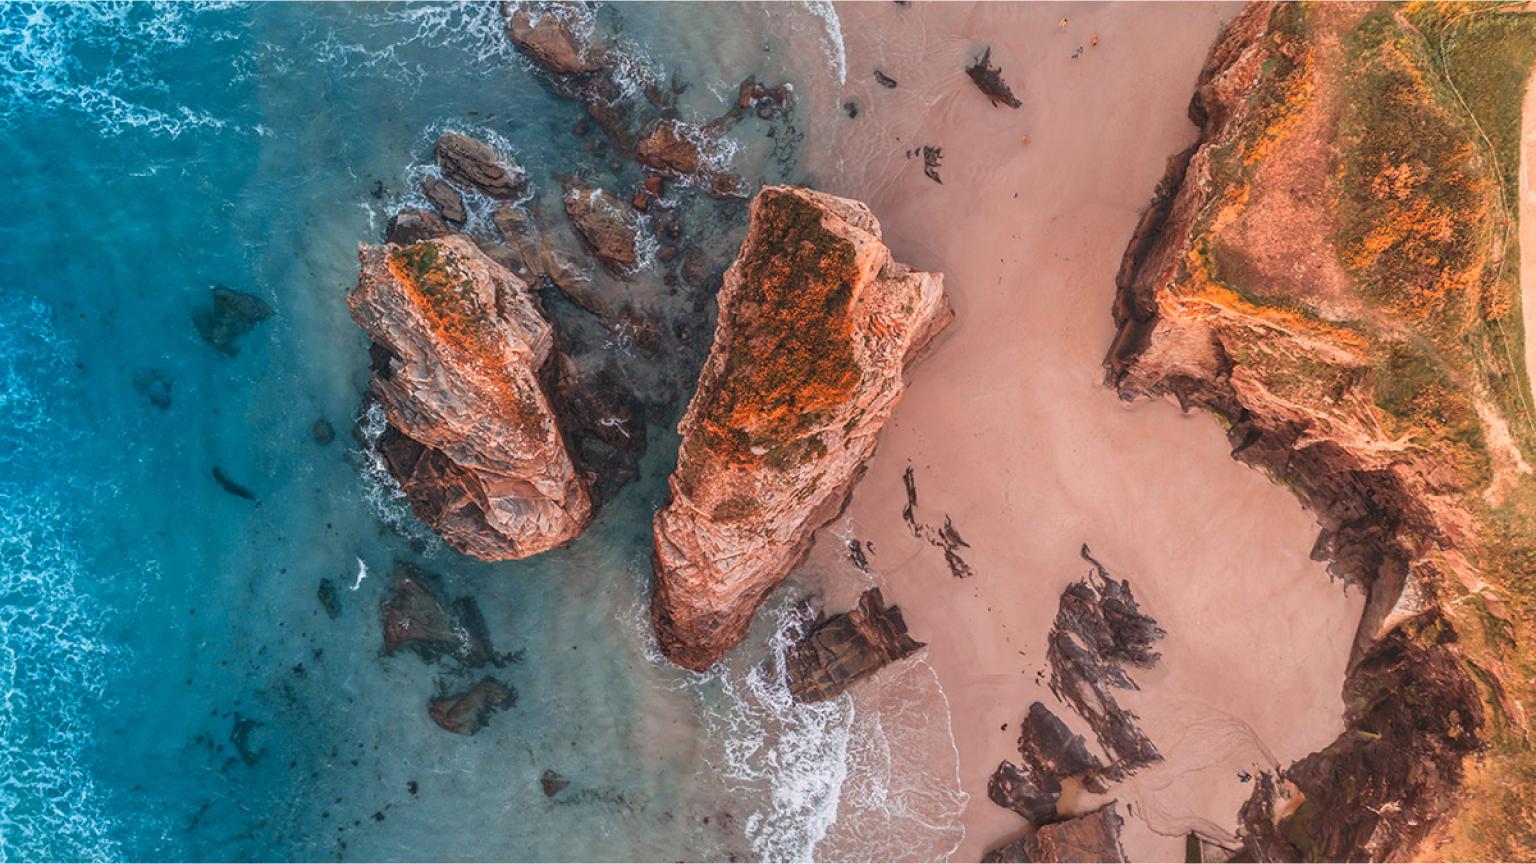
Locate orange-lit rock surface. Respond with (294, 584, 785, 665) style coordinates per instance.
(349, 234, 591, 560)
(651, 185, 951, 671)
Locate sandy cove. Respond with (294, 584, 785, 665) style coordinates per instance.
(789, 3, 1365, 860)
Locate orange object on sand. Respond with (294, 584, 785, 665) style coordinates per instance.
(1091, 34, 1100, 46)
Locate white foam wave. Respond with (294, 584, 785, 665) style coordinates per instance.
(0, 299, 123, 861)
(353, 401, 442, 554)
(799, 1, 847, 87)
(0, 2, 255, 139)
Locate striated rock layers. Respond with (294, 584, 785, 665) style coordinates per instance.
(350, 234, 591, 559)
(784, 587, 924, 703)
(982, 805, 1127, 864)
(1109, 4, 1536, 859)
(651, 186, 951, 671)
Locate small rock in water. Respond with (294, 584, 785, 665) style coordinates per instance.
(386, 208, 451, 245)
(192, 285, 273, 356)
(540, 769, 570, 797)
(434, 132, 525, 200)
(211, 466, 257, 501)
(132, 368, 174, 409)
(230, 714, 265, 766)
(311, 418, 336, 445)
(874, 69, 898, 88)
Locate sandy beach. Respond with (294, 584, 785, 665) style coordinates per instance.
(793, 4, 1366, 860)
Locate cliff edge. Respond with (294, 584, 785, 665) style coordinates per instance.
(651, 185, 951, 671)
(1109, 4, 1536, 859)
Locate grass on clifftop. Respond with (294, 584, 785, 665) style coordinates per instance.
(694, 189, 862, 470)
(1169, 4, 1536, 856)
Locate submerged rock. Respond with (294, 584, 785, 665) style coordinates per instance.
(311, 418, 336, 445)
(489, 204, 605, 316)
(379, 561, 496, 667)
(650, 185, 951, 671)
(317, 578, 341, 619)
(211, 466, 256, 501)
(435, 132, 525, 200)
(784, 587, 924, 703)
(132, 368, 174, 410)
(192, 285, 272, 356)
(562, 182, 639, 274)
(428, 676, 515, 735)
(348, 234, 591, 559)
(983, 804, 1127, 863)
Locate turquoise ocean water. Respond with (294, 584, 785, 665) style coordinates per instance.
(0, 3, 963, 861)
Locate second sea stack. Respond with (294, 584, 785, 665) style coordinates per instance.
(650, 185, 952, 671)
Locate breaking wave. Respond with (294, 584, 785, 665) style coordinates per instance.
(353, 401, 443, 555)
(0, 299, 122, 862)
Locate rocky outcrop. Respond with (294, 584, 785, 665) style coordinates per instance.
(650, 185, 951, 671)
(989, 702, 1106, 825)
(387, 208, 452, 246)
(504, 3, 603, 75)
(562, 182, 640, 274)
(435, 132, 525, 200)
(421, 176, 467, 226)
(966, 47, 1022, 109)
(1047, 546, 1164, 779)
(429, 676, 516, 735)
(784, 587, 925, 702)
(349, 234, 591, 559)
(983, 805, 1127, 864)
(1106, 4, 1524, 859)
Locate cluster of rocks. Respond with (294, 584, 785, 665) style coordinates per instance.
(379, 562, 519, 735)
(983, 546, 1164, 861)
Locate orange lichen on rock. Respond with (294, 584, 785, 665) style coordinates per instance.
(651, 186, 950, 672)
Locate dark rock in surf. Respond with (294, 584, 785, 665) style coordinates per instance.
(966, 47, 1023, 109)
(983, 803, 1127, 863)
(784, 588, 925, 703)
(420, 176, 468, 225)
(562, 181, 640, 274)
(434, 132, 525, 200)
(386, 208, 452, 246)
(504, 3, 603, 75)
(428, 676, 516, 735)
(192, 285, 272, 356)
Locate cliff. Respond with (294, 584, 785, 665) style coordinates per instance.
(1108, 4, 1536, 859)
(651, 186, 951, 671)
(349, 234, 592, 559)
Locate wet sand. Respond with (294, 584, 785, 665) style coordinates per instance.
(793, 4, 1365, 860)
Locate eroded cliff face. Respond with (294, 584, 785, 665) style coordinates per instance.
(1109, 4, 1536, 859)
(651, 185, 951, 671)
(349, 234, 592, 559)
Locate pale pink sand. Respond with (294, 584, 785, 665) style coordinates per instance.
(788, 3, 1365, 860)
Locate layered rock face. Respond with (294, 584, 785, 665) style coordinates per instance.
(651, 186, 951, 671)
(784, 587, 924, 703)
(350, 234, 591, 560)
(1109, 4, 1536, 858)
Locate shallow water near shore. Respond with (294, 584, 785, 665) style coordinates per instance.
(0, 3, 963, 861)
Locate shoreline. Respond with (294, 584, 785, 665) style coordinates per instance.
(795, 4, 1364, 860)
(1521, 66, 1536, 416)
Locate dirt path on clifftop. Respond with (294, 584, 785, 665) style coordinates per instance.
(1521, 66, 1536, 407)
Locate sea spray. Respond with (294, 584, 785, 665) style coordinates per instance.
(353, 401, 442, 553)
